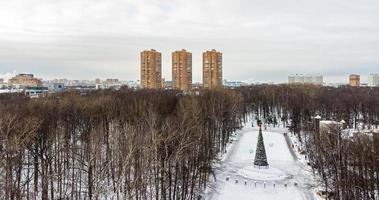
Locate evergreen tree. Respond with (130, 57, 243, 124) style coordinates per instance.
(254, 127, 269, 167)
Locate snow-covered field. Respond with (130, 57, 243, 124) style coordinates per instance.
(205, 119, 319, 200)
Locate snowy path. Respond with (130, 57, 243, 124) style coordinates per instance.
(205, 121, 317, 200)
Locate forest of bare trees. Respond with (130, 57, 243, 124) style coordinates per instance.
(1, 85, 378, 199)
(0, 88, 245, 199)
(238, 84, 379, 200)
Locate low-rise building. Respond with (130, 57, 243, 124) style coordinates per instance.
(319, 120, 379, 140)
(65, 85, 96, 92)
(0, 88, 23, 94)
(95, 78, 101, 84)
(320, 120, 344, 134)
(105, 79, 119, 85)
(0, 81, 7, 89)
(95, 78, 122, 89)
(24, 86, 48, 98)
(368, 74, 379, 87)
(8, 74, 43, 88)
(164, 80, 173, 90)
(349, 74, 360, 87)
(46, 83, 65, 92)
(288, 74, 323, 85)
(192, 82, 202, 90)
(223, 80, 247, 88)
(124, 80, 140, 89)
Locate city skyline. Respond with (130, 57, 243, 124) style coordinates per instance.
(1, 69, 379, 85)
(1, 0, 379, 83)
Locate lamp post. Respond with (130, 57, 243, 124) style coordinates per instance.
(312, 115, 322, 165)
(314, 115, 321, 135)
(339, 119, 346, 147)
(340, 119, 346, 129)
(355, 186, 363, 199)
(338, 119, 345, 171)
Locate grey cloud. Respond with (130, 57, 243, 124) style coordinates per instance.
(0, 0, 379, 83)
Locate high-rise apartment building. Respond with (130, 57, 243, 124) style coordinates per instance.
(203, 49, 222, 88)
(349, 74, 360, 87)
(172, 49, 192, 91)
(141, 49, 162, 89)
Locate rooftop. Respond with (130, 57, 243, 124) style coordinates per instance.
(16, 73, 34, 77)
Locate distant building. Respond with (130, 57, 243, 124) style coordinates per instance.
(95, 78, 122, 89)
(0, 81, 8, 89)
(125, 80, 140, 89)
(164, 80, 173, 90)
(141, 49, 162, 89)
(288, 76, 295, 84)
(105, 79, 119, 85)
(319, 120, 356, 140)
(172, 49, 192, 91)
(192, 82, 202, 90)
(24, 86, 48, 98)
(0, 88, 22, 94)
(0, 78, 3, 84)
(65, 85, 96, 92)
(203, 49, 222, 88)
(54, 79, 69, 84)
(319, 120, 344, 138)
(49, 79, 93, 87)
(161, 78, 166, 88)
(8, 74, 43, 88)
(349, 74, 360, 87)
(368, 74, 379, 87)
(223, 80, 248, 88)
(288, 74, 323, 85)
(95, 78, 101, 84)
(47, 83, 65, 92)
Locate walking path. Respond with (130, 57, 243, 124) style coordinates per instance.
(205, 120, 319, 200)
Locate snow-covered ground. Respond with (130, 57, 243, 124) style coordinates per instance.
(205, 119, 319, 200)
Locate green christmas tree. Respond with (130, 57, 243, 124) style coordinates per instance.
(254, 127, 269, 167)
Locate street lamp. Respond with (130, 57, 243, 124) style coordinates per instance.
(338, 119, 346, 163)
(340, 119, 346, 129)
(314, 115, 321, 135)
(355, 186, 363, 199)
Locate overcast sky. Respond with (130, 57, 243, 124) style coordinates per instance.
(0, 0, 378, 83)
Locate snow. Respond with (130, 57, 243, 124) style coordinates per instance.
(205, 118, 319, 200)
(238, 166, 288, 181)
(213, 182, 305, 200)
(320, 120, 341, 125)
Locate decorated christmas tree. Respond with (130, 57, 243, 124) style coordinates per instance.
(254, 127, 269, 168)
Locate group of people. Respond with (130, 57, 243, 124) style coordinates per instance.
(252, 119, 267, 130)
